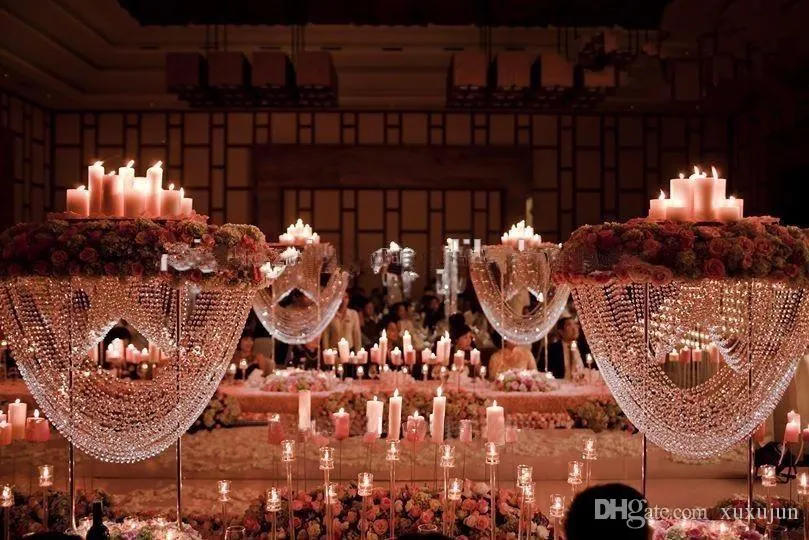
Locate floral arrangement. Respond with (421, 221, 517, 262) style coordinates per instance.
(243, 482, 552, 540)
(188, 391, 242, 434)
(553, 217, 809, 286)
(262, 368, 339, 393)
(650, 519, 763, 540)
(76, 517, 203, 540)
(319, 389, 486, 438)
(0, 217, 275, 286)
(494, 368, 561, 393)
(505, 411, 576, 430)
(6, 487, 114, 538)
(708, 495, 804, 535)
(567, 398, 633, 433)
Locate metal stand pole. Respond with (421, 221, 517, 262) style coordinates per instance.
(175, 287, 183, 529)
(285, 462, 295, 540)
(324, 470, 332, 540)
(747, 280, 754, 521)
(67, 281, 77, 533)
(489, 463, 497, 540)
(3, 507, 8, 540)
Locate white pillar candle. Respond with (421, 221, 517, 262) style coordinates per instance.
(431, 386, 446, 443)
(470, 348, 481, 366)
(337, 338, 350, 364)
(486, 400, 505, 445)
(366, 395, 384, 436)
(715, 200, 741, 222)
(729, 195, 744, 217)
(66, 185, 90, 216)
(323, 349, 337, 366)
(691, 167, 714, 221)
(88, 161, 105, 215)
(436, 337, 446, 365)
(124, 177, 148, 218)
(387, 389, 402, 440)
(379, 330, 389, 365)
(666, 205, 689, 222)
(101, 171, 123, 216)
(390, 347, 402, 366)
(709, 167, 727, 219)
(8, 399, 27, 440)
(453, 350, 465, 370)
(356, 347, 368, 364)
(669, 173, 693, 220)
(146, 161, 163, 218)
(180, 189, 193, 217)
(160, 183, 182, 218)
(442, 333, 452, 365)
(118, 160, 135, 189)
(648, 190, 667, 220)
(422, 347, 432, 365)
(370, 344, 381, 365)
(298, 390, 311, 431)
(403, 330, 412, 353)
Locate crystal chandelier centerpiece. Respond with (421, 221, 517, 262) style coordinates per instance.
(554, 216, 809, 458)
(253, 221, 349, 344)
(371, 241, 419, 299)
(469, 221, 570, 346)
(0, 217, 276, 462)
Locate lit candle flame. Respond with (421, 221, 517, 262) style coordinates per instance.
(711, 166, 719, 179)
(678, 172, 684, 179)
(393, 388, 399, 397)
(658, 190, 665, 200)
(437, 386, 443, 398)
(152, 161, 162, 168)
(168, 183, 175, 190)
(77, 185, 86, 191)
(92, 161, 103, 167)
(126, 160, 135, 168)
(33, 409, 40, 419)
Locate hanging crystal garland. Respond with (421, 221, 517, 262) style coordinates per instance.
(0, 219, 275, 463)
(469, 222, 570, 346)
(555, 217, 809, 458)
(254, 239, 349, 344)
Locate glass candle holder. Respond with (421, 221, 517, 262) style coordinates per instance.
(479, 366, 487, 379)
(38, 464, 54, 488)
(485, 441, 500, 465)
(266, 487, 283, 512)
(1, 485, 12, 508)
(759, 465, 777, 488)
(567, 460, 583, 486)
(458, 419, 473, 443)
(319, 446, 335, 470)
(798, 472, 809, 497)
(522, 482, 536, 504)
(281, 440, 296, 462)
(357, 366, 365, 379)
(549, 494, 565, 519)
(325, 482, 339, 504)
(358, 472, 374, 497)
(517, 464, 533, 488)
(582, 438, 597, 460)
(217, 480, 231, 503)
(439, 443, 456, 468)
(386, 440, 400, 462)
(421, 365, 429, 377)
(448, 478, 463, 501)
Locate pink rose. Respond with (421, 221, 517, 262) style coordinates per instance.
(373, 519, 388, 535)
(461, 499, 476, 512)
(741, 254, 753, 269)
(420, 510, 434, 524)
(475, 515, 491, 531)
(243, 516, 260, 533)
(292, 499, 304, 511)
(33, 260, 50, 276)
(78, 247, 98, 263)
(784, 264, 799, 278)
(755, 237, 775, 257)
(708, 238, 727, 257)
(642, 238, 662, 257)
(703, 258, 726, 278)
(50, 250, 68, 266)
(135, 231, 150, 245)
(408, 505, 422, 518)
(597, 229, 621, 250)
(650, 266, 673, 285)
(627, 264, 653, 282)
(738, 236, 755, 255)
(476, 498, 489, 514)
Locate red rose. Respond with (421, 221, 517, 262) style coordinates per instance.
(181, 233, 194, 244)
(88, 231, 103, 241)
(741, 254, 753, 269)
(188, 269, 203, 282)
(67, 261, 81, 275)
(755, 238, 775, 257)
(33, 260, 50, 276)
(78, 247, 98, 263)
(784, 264, 799, 278)
(7, 263, 23, 276)
(642, 239, 662, 257)
(131, 262, 144, 276)
(243, 516, 260, 533)
(584, 233, 598, 246)
(703, 258, 726, 278)
(202, 234, 215, 247)
(591, 271, 612, 284)
(103, 263, 118, 276)
(597, 229, 621, 250)
(50, 250, 68, 266)
(660, 221, 681, 236)
(3, 246, 15, 258)
(678, 232, 695, 250)
(650, 266, 673, 285)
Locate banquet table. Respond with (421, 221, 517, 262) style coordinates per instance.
(217, 378, 614, 415)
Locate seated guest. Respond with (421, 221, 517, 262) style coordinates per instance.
(421, 294, 444, 336)
(323, 292, 362, 351)
(379, 314, 403, 364)
(564, 483, 648, 540)
(232, 333, 271, 379)
(285, 336, 322, 370)
(543, 317, 584, 380)
(392, 302, 423, 349)
(449, 313, 474, 353)
(464, 298, 493, 349)
(358, 297, 381, 348)
(488, 339, 537, 381)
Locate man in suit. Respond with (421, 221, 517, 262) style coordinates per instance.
(323, 292, 363, 351)
(545, 317, 585, 380)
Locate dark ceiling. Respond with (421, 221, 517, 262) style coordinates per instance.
(118, 0, 671, 29)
